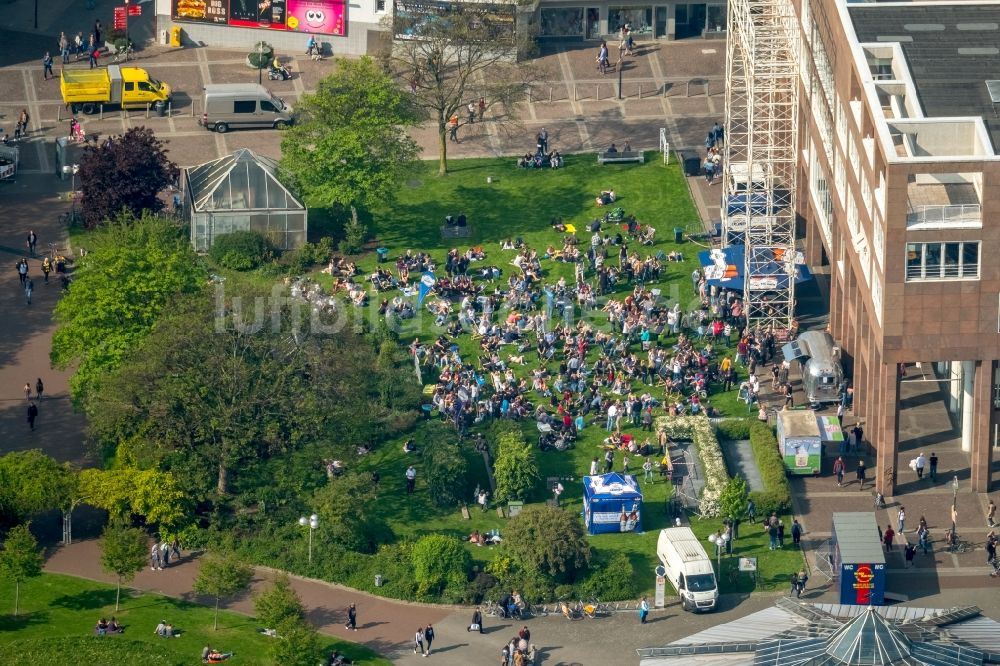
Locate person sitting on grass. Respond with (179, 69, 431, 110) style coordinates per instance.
(203, 646, 234, 663)
(107, 617, 123, 634)
(96, 618, 109, 635)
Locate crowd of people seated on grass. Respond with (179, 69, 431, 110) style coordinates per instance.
(517, 149, 563, 169)
(321, 257, 359, 277)
(288, 277, 337, 313)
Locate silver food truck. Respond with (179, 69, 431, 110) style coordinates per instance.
(781, 330, 845, 405)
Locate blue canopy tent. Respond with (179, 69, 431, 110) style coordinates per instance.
(698, 245, 812, 291)
(582, 473, 643, 535)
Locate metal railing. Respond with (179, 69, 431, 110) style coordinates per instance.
(526, 76, 723, 102)
(906, 203, 981, 227)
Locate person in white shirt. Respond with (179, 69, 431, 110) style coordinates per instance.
(590, 457, 599, 476)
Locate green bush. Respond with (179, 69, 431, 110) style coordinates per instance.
(716, 418, 751, 440)
(339, 206, 368, 255)
(254, 574, 305, 630)
(411, 534, 471, 598)
(502, 504, 590, 583)
(581, 552, 637, 601)
(248, 42, 274, 69)
(748, 422, 791, 514)
(209, 230, 273, 271)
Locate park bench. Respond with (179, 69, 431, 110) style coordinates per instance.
(597, 151, 645, 165)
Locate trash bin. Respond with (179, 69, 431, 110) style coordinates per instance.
(673, 227, 684, 243)
(374, 574, 383, 587)
(154, 101, 166, 117)
(376, 247, 389, 263)
(170, 26, 182, 48)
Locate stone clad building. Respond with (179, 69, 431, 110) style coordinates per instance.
(794, 0, 1000, 493)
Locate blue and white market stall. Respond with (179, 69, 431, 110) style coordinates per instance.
(582, 473, 643, 535)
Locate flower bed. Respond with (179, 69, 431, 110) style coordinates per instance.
(657, 415, 729, 517)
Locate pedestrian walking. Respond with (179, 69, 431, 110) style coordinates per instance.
(35, 378, 44, 401)
(904, 543, 916, 568)
(777, 520, 785, 548)
(24, 278, 33, 305)
(161, 540, 170, 567)
(448, 114, 459, 142)
(988, 499, 997, 528)
(17, 258, 28, 285)
(918, 525, 930, 555)
(423, 624, 435, 656)
(590, 457, 599, 476)
(792, 519, 802, 547)
(41, 257, 51, 284)
(467, 100, 476, 125)
(413, 627, 425, 656)
(929, 451, 938, 482)
(345, 603, 357, 631)
(23, 381, 31, 400)
(768, 521, 778, 550)
(986, 531, 997, 564)
(26, 402, 38, 431)
(469, 606, 483, 633)
(170, 536, 181, 560)
(833, 456, 845, 487)
(88, 36, 98, 69)
(604, 449, 614, 474)
(150, 542, 162, 570)
(746, 498, 757, 524)
(788, 572, 798, 596)
(857, 460, 867, 491)
(405, 465, 416, 494)
(915, 452, 926, 479)
(42, 52, 53, 80)
(795, 569, 808, 598)
(883, 525, 895, 550)
(75, 32, 84, 59)
(27, 230, 37, 255)
(478, 97, 486, 121)
(642, 457, 653, 482)
(897, 506, 906, 533)
(59, 32, 70, 63)
(537, 127, 548, 153)
(638, 596, 649, 624)
(622, 453, 630, 473)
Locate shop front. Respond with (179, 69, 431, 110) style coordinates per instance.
(536, 1, 726, 41)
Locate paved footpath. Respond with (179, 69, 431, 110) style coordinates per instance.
(45, 538, 787, 665)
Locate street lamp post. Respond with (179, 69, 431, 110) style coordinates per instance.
(952, 475, 960, 503)
(257, 42, 266, 86)
(708, 531, 730, 584)
(298, 514, 318, 565)
(124, 0, 130, 63)
(62, 164, 79, 218)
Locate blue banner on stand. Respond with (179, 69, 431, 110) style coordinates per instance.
(417, 271, 436, 305)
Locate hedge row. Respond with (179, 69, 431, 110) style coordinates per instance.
(748, 421, 792, 515)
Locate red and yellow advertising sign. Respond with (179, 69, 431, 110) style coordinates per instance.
(852, 564, 875, 605)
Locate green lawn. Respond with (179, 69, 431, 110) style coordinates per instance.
(0, 573, 390, 666)
(309, 155, 802, 596)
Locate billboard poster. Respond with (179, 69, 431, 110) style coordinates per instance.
(173, 0, 230, 24)
(286, 0, 346, 36)
(229, 0, 287, 29)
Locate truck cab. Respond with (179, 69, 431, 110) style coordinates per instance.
(657, 527, 719, 612)
(120, 68, 171, 106)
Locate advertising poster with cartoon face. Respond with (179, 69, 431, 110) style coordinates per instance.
(286, 0, 346, 36)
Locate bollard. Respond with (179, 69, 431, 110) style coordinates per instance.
(145, 103, 150, 119)
(596, 84, 599, 101)
(638, 83, 642, 99)
(167, 101, 172, 118)
(549, 87, 552, 103)
(527, 86, 532, 103)
(99, 104, 104, 120)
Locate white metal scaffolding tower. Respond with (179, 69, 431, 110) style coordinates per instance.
(722, 0, 800, 333)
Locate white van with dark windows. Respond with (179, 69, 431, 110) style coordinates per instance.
(656, 527, 719, 612)
(200, 84, 293, 133)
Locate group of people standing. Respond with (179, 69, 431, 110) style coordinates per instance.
(45, 21, 104, 79)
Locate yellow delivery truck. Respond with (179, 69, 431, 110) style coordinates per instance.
(61, 65, 171, 115)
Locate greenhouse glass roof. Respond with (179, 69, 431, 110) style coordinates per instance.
(186, 148, 303, 213)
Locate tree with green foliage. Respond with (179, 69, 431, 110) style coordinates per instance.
(718, 476, 750, 534)
(502, 505, 590, 583)
(313, 474, 391, 554)
(87, 287, 398, 500)
(192, 554, 253, 630)
(582, 552, 637, 601)
(0, 450, 76, 527)
(253, 574, 304, 632)
(50, 213, 204, 403)
(271, 617, 323, 666)
(99, 523, 148, 611)
(424, 438, 468, 508)
(411, 534, 470, 598)
(280, 56, 420, 211)
(492, 429, 540, 503)
(0, 524, 43, 616)
(78, 127, 179, 229)
(381, 7, 537, 175)
(79, 468, 187, 529)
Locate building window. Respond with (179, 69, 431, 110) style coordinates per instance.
(540, 8, 584, 36)
(608, 7, 653, 35)
(377, 0, 386, 12)
(905, 241, 980, 281)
